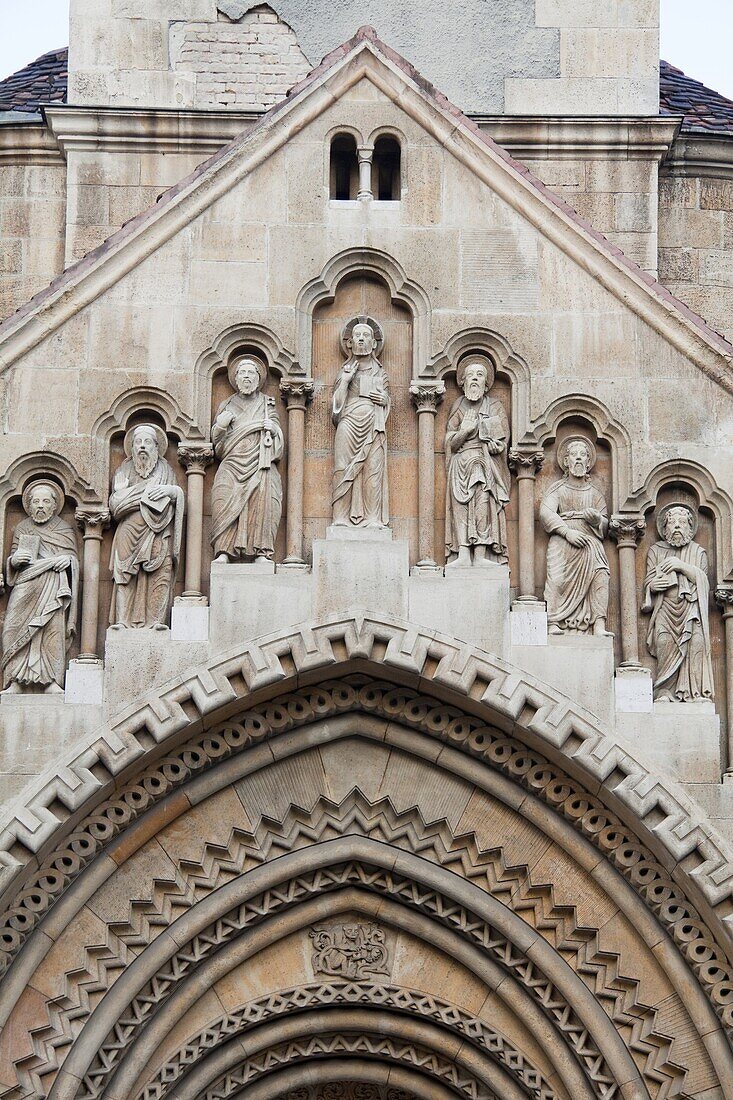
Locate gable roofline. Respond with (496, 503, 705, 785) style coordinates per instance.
(0, 27, 731, 389)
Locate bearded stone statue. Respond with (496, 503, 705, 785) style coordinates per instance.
(444, 356, 509, 565)
(540, 437, 610, 635)
(211, 355, 284, 563)
(331, 317, 391, 529)
(1, 481, 79, 694)
(109, 424, 185, 630)
(642, 502, 714, 702)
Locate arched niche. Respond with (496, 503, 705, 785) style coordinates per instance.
(304, 273, 417, 557)
(0, 462, 91, 672)
(432, 349, 515, 570)
(633, 474, 725, 724)
(531, 415, 619, 652)
(206, 338, 290, 570)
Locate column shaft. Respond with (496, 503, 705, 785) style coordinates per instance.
(178, 444, 214, 600)
(280, 380, 315, 564)
(617, 542, 640, 665)
(75, 509, 110, 660)
(508, 450, 544, 601)
(410, 382, 445, 567)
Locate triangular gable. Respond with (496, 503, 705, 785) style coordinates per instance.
(1, 26, 732, 390)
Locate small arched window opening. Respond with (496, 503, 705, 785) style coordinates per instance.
(372, 135, 401, 201)
(329, 133, 359, 200)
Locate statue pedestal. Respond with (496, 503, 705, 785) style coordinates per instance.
(512, 633, 615, 726)
(65, 658, 104, 705)
(209, 559, 312, 650)
(409, 563, 510, 658)
(313, 533, 409, 621)
(171, 597, 209, 643)
(617, 700, 720, 783)
(509, 600, 547, 646)
(614, 665, 653, 713)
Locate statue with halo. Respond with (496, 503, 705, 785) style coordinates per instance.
(331, 316, 391, 529)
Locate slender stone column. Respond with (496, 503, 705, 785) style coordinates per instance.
(280, 379, 315, 564)
(609, 514, 646, 666)
(75, 507, 111, 660)
(508, 449, 544, 600)
(715, 586, 733, 773)
(410, 381, 445, 567)
(357, 144, 373, 200)
(178, 443, 214, 600)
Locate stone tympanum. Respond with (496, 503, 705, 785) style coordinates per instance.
(211, 355, 284, 563)
(540, 436, 610, 635)
(642, 502, 714, 701)
(109, 424, 185, 630)
(332, 317, 391, 529)
(1, 481, 79, 694)
(445, 356, 509, 566)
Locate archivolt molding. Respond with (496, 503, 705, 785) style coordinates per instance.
(29, 820, 672, 1100)
(519, 394, 634, 512)
(269, 1084, 420, 1100)
(626, 458, 733, 582)
(295, 248, 431, 378)
(138, 982, 554, 1100)
(426, 327, 532, 442)
(193, 320, 299, 429)
(197, 1031, 495, 1100)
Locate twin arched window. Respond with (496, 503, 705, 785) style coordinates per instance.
(329, 133, 401, 201)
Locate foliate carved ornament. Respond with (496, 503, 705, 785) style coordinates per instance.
(715, 585, 733, 616)
(280, 379, 316, 409)
(75, 507, 111, 537)
(609, 514, 646, 548)
(310, 923, 390, 980)
(177, 442, 214, 475)
(507, 448, 544, 478)
(408, 381, 445, 414)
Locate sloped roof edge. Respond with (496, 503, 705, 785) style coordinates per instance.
(0, 26, 731, 388)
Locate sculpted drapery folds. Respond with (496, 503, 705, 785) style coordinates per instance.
(1, 481, 79, 693)
(211, 356, 284, 563)
(109, 424, 185, 630)
(540, 437, 610, 636)
(642, 503, 715, 702)
(445, 356, 510, 566)
(332, 317, 391, 529)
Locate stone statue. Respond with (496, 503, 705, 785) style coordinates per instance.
(109, 424, 185, 630)
(211, 356, 284, 563)
(332, 317, 390, 529)
(1, 481, 79, 694)
(540, 437, 610, 636)
(642, 502, 714, 701)
(445, 356, 509, 565)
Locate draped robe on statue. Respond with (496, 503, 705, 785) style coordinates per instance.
(109, 458, 184, 628)
(642, 539, 714, 700)
(332, 358, 390, 527)
(445, 395, 510, 560)
(2, 515, 79, 689)
(211, 392, 284, 559)
(540, 480, 610, 632)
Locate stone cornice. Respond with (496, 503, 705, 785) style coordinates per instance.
(43, 104, 259, 157)
(661, 129, 733, 180)
(0, 120, 63, 165)
(475, 116, 680, 161)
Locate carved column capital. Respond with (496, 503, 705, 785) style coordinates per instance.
(409, 381, 445, 414)
(178, 442, 214, 475)
(279, 379, 316, 410)
(508, 449, 544, 478)
(609, 514, 646, 548)
(75, 507, 111, 539)
(716, 586, 733, 616)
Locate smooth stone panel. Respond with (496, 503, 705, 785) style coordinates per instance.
(617, 703, 721, 784)
(209, 561, 313, 650)
(65, 659, 105, 705)
(510, 601, 548, 647)
(314, 536, 409, 621)
(512, 633, 615, 726)
(409, 564, 510, 658)
(615, 665, 653, 713)
(171, 600, 210, 642)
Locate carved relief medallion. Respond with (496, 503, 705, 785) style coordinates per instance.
(310, 922, 390, 980)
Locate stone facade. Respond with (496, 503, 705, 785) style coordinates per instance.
(1, 5, 733, 1099)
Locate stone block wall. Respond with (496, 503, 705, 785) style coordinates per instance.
(0, 162, 66, 320)
(67, 0, 658, 116)
(658, 175, 733, 344)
